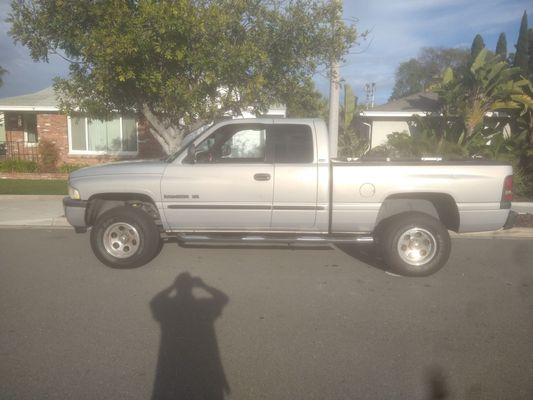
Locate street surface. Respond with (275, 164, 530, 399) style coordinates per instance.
(1, 228, 532, 399)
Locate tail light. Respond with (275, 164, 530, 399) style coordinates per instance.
(500, 175, 513, 208)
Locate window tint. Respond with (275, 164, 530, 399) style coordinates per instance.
(270, 124, 314, 163)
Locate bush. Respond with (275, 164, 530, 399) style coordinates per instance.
(38, 139, 60, 172)
(364, 131, 467, 160)
(58, 163, 88, 173)
(0, 159, 39, 173)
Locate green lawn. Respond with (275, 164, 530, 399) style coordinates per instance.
(0, 179, 68, 195)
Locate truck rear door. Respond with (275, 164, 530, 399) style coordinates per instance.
(268, 123, 319, 230)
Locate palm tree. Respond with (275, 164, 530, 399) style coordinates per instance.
(435, 49, 533, 142)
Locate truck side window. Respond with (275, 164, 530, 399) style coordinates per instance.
(195, 125, 267, 163)
(270, 124, 314, 163)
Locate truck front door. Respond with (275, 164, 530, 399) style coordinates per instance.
(161, 124, 273, 231)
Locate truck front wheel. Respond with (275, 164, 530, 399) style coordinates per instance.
(90, 206, 161, 268)
(379, 212, 451, 277)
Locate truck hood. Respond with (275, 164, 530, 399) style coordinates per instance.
(69, 160, 168, 179)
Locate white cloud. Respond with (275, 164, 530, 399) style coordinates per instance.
(336, 0, 533, 104)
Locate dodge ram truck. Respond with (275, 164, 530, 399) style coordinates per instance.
(63, 118, 516, 276)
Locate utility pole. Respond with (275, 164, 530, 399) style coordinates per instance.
(328, 0, 341, 158)
(328, 61, 340, 158)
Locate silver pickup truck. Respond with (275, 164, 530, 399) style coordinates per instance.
(63, 118, 516, 276)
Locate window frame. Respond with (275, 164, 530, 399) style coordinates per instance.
(23, 114, 38, 144)
(67, 115, 138, 155)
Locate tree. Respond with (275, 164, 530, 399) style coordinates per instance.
(513, 11, 529, 75)
(285, 78, 328, 119)
(528, 28, 533, 81)
(8, 0, 357, 154)
(470, 34, 485, 60)
(389, 47, 469, 101)
(435, 49, 533, 141)
(496, 32, 507, 60)
(0, 65, 6, 87)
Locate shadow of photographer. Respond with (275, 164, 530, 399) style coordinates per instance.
(150, 272, 230, 400)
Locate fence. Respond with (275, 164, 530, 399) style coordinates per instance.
(0, 141, 39, 162)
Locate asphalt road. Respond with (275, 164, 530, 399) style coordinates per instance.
(1, 229, 532, 400)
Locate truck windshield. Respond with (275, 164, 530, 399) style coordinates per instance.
(165, 122, 213, 162)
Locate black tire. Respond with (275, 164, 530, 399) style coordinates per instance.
(379, 212, 451, 277)
(90, 206, 161, 268)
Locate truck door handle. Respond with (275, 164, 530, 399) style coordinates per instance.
(254, 173, 271, 181)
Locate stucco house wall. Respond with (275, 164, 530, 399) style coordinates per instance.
(358, 92, 441, 149)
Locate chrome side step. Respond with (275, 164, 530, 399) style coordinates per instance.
(175, 233, 374, 244)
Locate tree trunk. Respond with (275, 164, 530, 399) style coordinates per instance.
(141, 105, 211, 155)
(141, 104, 185, 155)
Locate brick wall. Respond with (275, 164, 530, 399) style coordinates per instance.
(37, 113, 69, 162)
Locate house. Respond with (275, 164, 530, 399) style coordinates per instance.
(357, 92, 441, 149)
(0, 86, 164, 166)
(0, 86, 286, 166)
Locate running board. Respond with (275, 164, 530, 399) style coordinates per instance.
(175, 233, 374, 245)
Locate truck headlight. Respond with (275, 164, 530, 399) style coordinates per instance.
(68, 185, 81, 200)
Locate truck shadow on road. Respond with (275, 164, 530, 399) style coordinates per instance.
(150, 272, 230, 400)
(335, 243, 390, 273)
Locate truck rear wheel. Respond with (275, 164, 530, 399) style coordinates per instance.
(90, 206, 161, 268)
(379, 212, 451, 277)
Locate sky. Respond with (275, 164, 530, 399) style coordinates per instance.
(0, 0, 532, 105)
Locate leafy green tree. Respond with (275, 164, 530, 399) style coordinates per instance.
(470, 34, 485, 60)
(496, 33, 507, 60)
(0, 65, 6, 87)
(8, 0, 357, 154)
(389, 47, 469, 101)
(513, 11, 529, 75)
(285, 78, 328, 119)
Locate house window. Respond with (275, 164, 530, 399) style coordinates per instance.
(68, 114, 138, 154)
(23, 114, 38, 143)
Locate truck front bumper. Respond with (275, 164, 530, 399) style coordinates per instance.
(63, 197, 89, 233)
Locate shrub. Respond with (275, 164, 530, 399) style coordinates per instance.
(58, 163, 88, 173)
(0, 159, 39, 173)
(38, 139, 60, 172)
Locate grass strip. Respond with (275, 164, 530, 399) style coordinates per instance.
(0, 179, 68, 195)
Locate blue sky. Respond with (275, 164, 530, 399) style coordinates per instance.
(0, 0, 532, 105)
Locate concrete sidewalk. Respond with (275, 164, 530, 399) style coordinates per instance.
(0, 195, 68, 227)
(0, 195, 532, 238)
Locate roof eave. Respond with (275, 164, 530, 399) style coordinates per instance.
(0, 106, 60, 112)
(359, 111, 430, 118)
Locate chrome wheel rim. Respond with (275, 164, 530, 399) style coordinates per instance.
(103, 222, 140, 259)
(397, 227, 437, 266)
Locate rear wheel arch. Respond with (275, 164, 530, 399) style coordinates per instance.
(375, 193, 459, 232)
